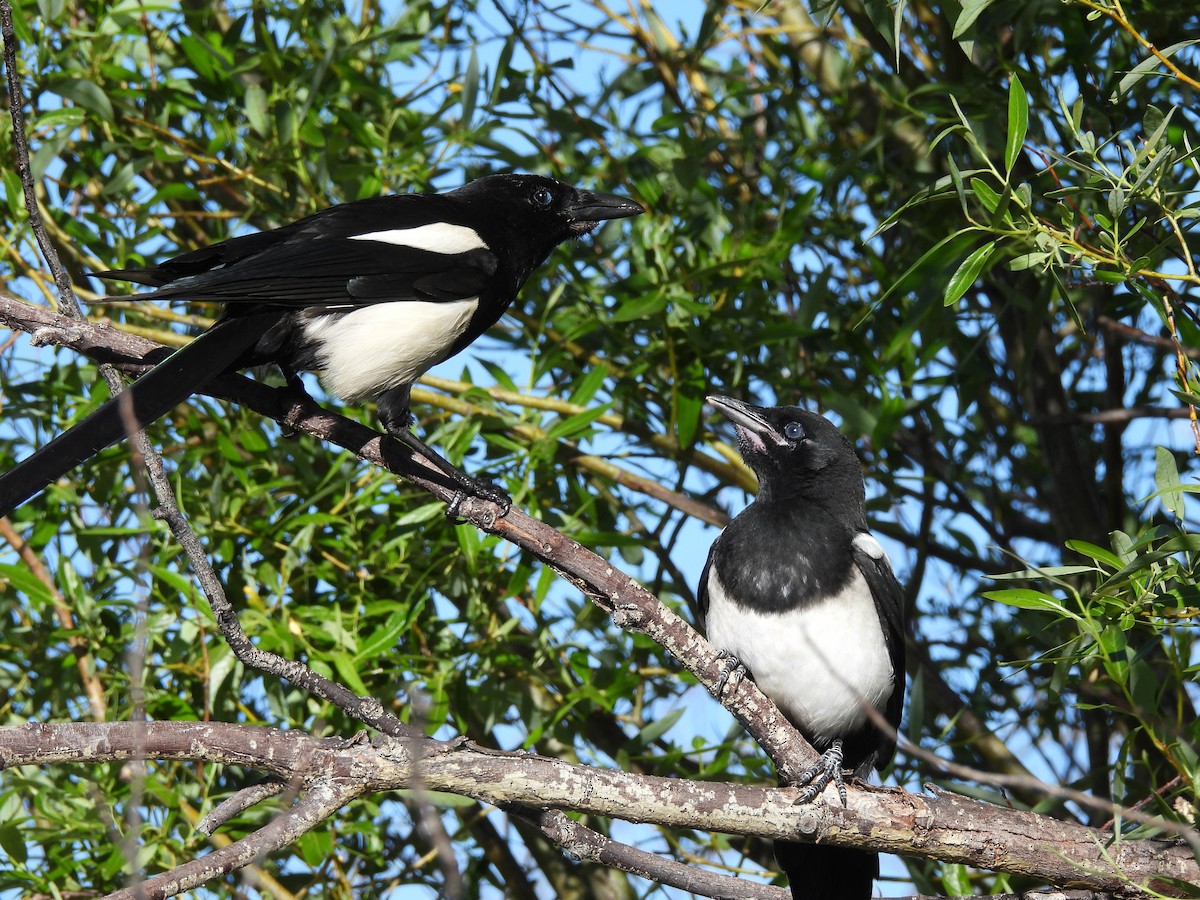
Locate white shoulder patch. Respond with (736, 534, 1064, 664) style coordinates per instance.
(853, 531, 887, 561)
(347, 222, 490, 255)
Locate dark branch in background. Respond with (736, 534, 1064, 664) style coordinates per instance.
(1099, 315, 1200, 360)
(508, 806, 789, 900)
(1036, 407, 1195, 426)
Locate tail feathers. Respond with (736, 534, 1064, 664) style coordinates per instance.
(91, 267, 167, 288)
(775, 840, 878, 900)
(0, 314, 276, 516)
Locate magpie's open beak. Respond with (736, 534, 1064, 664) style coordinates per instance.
(568, 191, 644, 234)
(707, 395, 784, 451)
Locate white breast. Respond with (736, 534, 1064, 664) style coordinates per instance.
(703, 567, 894, 744)
(303, 298, 479, 401)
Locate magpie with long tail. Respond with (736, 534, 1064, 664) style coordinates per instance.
(695, 395, 906, 900)
(0, 174, 642, 515)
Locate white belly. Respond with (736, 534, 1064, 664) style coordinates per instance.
(703, 568, 894, 743)
(304, 298, 479, 401)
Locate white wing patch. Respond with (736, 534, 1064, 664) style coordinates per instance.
(703, 567, 894, 744)
(304, 298, 479, 402)
(347, 222, 490, 255)
(853, 532, 887, 561)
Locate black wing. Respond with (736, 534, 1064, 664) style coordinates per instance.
(851, 532, 907, 768)
(693, 544, 717, 630)
(96, 195, 500, 309)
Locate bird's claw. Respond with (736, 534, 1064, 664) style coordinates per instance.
(793, 739, 848, 806)
(470, 475, 512, 515)
(445, 491, 467, 523)
(714, 649, 746, 699)
(443, 477, 511, 521)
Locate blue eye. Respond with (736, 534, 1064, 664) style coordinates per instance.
(784, 421, 806, 440)
(533, 188, 554, 207)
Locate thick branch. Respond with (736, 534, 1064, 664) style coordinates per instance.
(1, 721, 1196, 896)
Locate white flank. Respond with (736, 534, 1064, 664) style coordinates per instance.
(347, 222, 490, 255)
(704, 567, 893, 743)
(303, 298, 479, 401)
(853, 531, 887, 561)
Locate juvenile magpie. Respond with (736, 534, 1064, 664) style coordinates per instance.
(0, 174, 642, 515)
(695, 396, 906, 900)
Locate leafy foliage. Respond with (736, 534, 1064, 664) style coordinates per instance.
(1, 0, 1198, 896)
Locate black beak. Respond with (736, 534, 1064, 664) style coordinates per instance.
(707, 395, 785, 447)
(567, 190, 644, 234)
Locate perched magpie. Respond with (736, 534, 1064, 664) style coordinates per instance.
(695, 396, 906, 900)
(0, 174, 642, 515)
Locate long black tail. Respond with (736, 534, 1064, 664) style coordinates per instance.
(0, 314, 276, 516)
(775, 840, 878, 900)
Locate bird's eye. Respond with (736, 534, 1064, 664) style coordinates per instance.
(532, 188, 554, 208)
(784, 421, 806, 440)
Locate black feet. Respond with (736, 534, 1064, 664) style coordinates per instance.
(444, 474, 512, 521)
(714, 649, 746, 698)
(387, 426, 511, 517)
(793, 738, 847, 806)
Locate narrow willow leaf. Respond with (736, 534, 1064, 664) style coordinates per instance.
(1005, 77, 1028, 173)
(1155, 446, 1185, 520)
(984, 589, 1069, 616)
(244, 82, 269, 137)
(944, 240, 997, 306)
(1112, 40, 1198, 100)
(953, 0, 995, 37)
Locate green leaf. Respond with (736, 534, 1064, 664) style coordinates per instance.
(1009, 251, 1049, 271)
(940, 862, 972, 895)
(1154, 446, 1185, 520)
(983, 589, 1070, 616)
(545, 404, 611, 441)
(49, 78, 114, 122)
(953, 0, 995, 37)
(1004, 77, 1028, 173)
(1064, 540, 1124, 570)
(355, 612, 411, 662)
(943, 240, 996, 306)
(330, 652, 370, 696)
(635, 708, 685, 746)
(1112, 40, 1199, 100)
(610, 290, 667, 322)
(461, 47, 480, 124)
(969, 177, 1001, 215)
(245, 82, 269, 137)
(568, 363, 610, 407)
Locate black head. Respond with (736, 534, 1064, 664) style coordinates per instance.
(446, 173, 642, 272)
(708, 395, 866, 511)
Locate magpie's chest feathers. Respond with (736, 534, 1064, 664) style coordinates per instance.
(712, 504, 856, 614)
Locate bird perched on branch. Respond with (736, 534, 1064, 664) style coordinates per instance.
(695, 395, 906, 900)
(0, 174, 642, 516)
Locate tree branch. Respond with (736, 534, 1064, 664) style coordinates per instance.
(1, 721, 1196, 897)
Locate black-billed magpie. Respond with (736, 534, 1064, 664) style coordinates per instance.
(695, 396, 906, 900)
(0, 174, 642, 515)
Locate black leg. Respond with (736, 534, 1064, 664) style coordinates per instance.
(277, 364, 314, 438)
(376, 384, 510, 515)
(793, 738, 848, 806)
(388, 426, 511, 515)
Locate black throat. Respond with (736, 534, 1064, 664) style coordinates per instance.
(711, 499, 858, 616)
